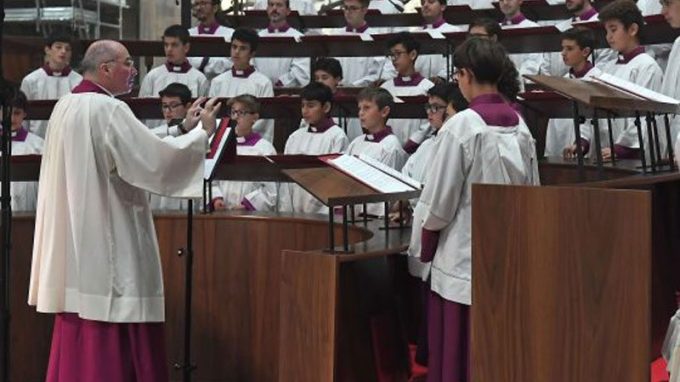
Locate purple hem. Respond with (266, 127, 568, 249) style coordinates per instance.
(403, 139, 420, 154)
(232, 66, 256, 78)
(241, 197, 256, 211)
(165, 60, 193, 73)
(72, 80, 110, 95)
(307, 117, 336, 133)
(469, 94, 519, 127)
(12, 128, 28, 142)
(365, 126, 394, 143)
(237, 132, 262, 146)
(420, 228, 440, 262)
(613, 144, 641, 159)
(42, 64, 72, 77)
(393, 73, 425, 87)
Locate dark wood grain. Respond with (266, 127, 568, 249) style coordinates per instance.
(471, 184, 651, 382)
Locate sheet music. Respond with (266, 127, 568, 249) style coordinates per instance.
(592, 73, 680, 105)
(328, 155, 416, 193)
(357, 153, 422, 189)
(204, 118, 231, 179)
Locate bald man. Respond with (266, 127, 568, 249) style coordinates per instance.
(28, 40, 221, 381)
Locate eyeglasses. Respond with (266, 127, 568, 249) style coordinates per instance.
(425, 104, 447, 113)
(230, 109, 254, 118)
(387, 50, 409, 61)
(161, 103, 185, 111)
(105, 57, 135, 68)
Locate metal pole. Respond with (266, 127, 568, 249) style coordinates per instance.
(571, 101, 584, 180)
(607, 114, 616, 165)
(664, 114, 675, 170)
(591, 109, 603, 178)
(635, 112, 647, 173)
(174, 200, 197, 381)
(328, 206, 335, 253)
(342, 205, 349, 253)
(645, 112, 657, 173)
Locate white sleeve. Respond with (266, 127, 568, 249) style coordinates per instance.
(278, 57, 310, 87)
(138, 71, 153, 98)
(106, 103, 208, 198)
(198, 75, 210, 96)
(332, 133, 350, 153)
(244, 181, 278, 211)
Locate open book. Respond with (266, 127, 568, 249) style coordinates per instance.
(321, 154, 421, 194)
(590, 73, 680, 107)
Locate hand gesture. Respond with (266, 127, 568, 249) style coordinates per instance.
(184, 97, 207, 131)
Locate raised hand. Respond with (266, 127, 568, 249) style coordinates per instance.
(184, 97, 207, 131)
(199, 97, 222, 137)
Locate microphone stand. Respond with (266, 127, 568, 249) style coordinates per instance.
(0, 1, 15, 380)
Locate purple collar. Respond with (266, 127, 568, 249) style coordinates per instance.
(469, 93, 519, 127)
(42, 64, 72, 77)
(393, 73, 425, 87)
(307, 117, 335, 133)
(236, 131, 262, 146)
(575, 7, 598, 21)
(198, 21, 220, 35)
(616, 46, 645, 64)
(423, 17, 446, 29)
(231, 66, 256, 78)
(165, 60, 193, 73)
(267, 22, 291, 33)
(365, 126, 393, 142)
(72, 79, 111, 95)
(503, 13, 527, 26)
(569, 62, 594, 78)
(11, 128, 28, 142)
(345, 23, 369, 33)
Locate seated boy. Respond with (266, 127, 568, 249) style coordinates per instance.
(313, 57, 364, 141)
(346, 87, 408, 216)
(545, 28, 602, 158)
(211, 95, 278, 211)
(280, 82, 349, 214)
(1, 89, 44, 211)
(380, 32, 435, 147)
(20, 32, 82, 137)
(209, 28, 275, 141)
(598, 0, 663, 160)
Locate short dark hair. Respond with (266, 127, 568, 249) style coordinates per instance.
(10, 89, 28, 111)
(158, 82, 192, 104)
(301, 82, 334, 105)
(387, 31, 421, 56)
(232, 28, 260, 52)
(45, 31, 73, 47)
(598, 0, 645, 39)
(453, 37, 512, 86)
(268, 0, 291, 7)
(427, 83, 468, 113)
(347, 0, 370, 7)
(163, 24, 191, 45)
(312, 57, 343, 79)
(357, 87, 394, 111)
(227, 94, 261, 114)
(561, 27, 596, 52)
(468, 17, 502, 38)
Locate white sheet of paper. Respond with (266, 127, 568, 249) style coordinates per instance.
(357, 153, 422, 189)
(592, 73, 680, 105)
(328, 154, 415, 193)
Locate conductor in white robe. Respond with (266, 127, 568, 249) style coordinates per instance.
(28, 40, 220, 382)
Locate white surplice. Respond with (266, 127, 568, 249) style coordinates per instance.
(28, 91, 208, 323)
(2, 129, 44, 211)
(188, 24, 234, 80)
(380, 74, 434, 144)
(254, 26, 310, 87)
(661, 37, 680, 155)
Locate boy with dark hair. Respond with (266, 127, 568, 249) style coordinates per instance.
(140, 25, 209, 127)
(280, 82, 349, 213)
(254, 0, 310, 87)
(20, 31, 82, 137)
(545, 27, 602, 158)
(210, 28, 275, 140)
(380, 32, 434, 147)
(0, 89, 44, 211)
(597, 0, 663, 160)
(188, 0, 234, 79)
(413, 0, 462, 80)
(467, 17, 501, 40)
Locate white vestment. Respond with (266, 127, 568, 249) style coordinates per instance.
(345, 129, 407, 216)
(254, 27, 310, 87)
(661, 37, 680, 154)
(380, 75, 434, 144)
(412, 105, 539, 305)
(324, 26, 396, 87)
(213, 135, 278, 211)
(410, 22, 462, 79)
(208, 68, 276, 142)
(20, 67, 82, 137)
(663, 309, 680, 382)
(501, 16, 544, 89)
(3, 130, 44, 211)
(188, 24, 234, 80)
(28, 90, 208, 323)
(279, 122, 349, 214)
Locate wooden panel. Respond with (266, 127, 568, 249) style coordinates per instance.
(472, 185, 651, 382)
(279, 250, 338, 382)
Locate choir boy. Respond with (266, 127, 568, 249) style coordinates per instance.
(0, 90, 44, 211)
(139, 24, 209, 127)
(20, 32, 82, 137)
(324, 0, 396, 86)
(313, 57, 364, 140)
(545, 28, 602, 158)
(661, 0, 680, 157)
(598, 0, 663, 160)
(499, 0, 543, 88)
(380, 32, 435, 146)
(414, 38, 539, 381)
(280, 82, 349, 213)
(252, 0, 317, 14)
(346, 87, 407, 216)
(414, 0, 462, 80)
(211, 95, 278, 211)
(188, 0, 234, 79)
(255, 0, 309, 87)
(209, 28, 275, 141)
(467, 17, 501, 40)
